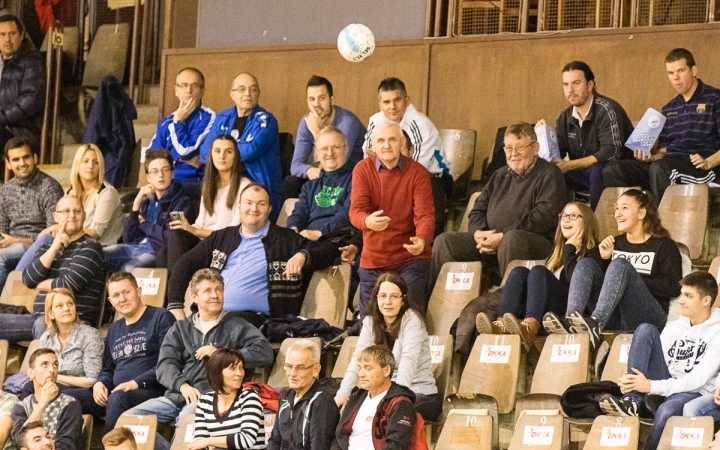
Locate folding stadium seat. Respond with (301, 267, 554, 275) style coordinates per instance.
(459, 191, 481, 233)
(81, 415, 93, 450)
(529, 333, 589, 397)
(435, 408, 495, 450)
(425, 334, 454, 443)
(0, 340, 8, 385)
(508, 410, 564, 450)
(276, 198, 299, 228)
(170, 413, 196, 450)
(709, 256, 720, 306)
(267, 337, 322, 389)
(19, 340, 40, 372)
(595, 187, 640, 238)
(131, 268, 168, 308)
(583, 415, 639, 450)
(427, 262, 482, 336)
(115, 414, 158, 450)
(440, 128, 477, 229)
(263, 413, 276, 444)
(331, 336, 359, 379)
(656, 416, 713, 450)
(658, 184, 709, 261)
(1, 271, 37, 314)
(501, 260, 547, 287)
(299, 265, 351, 330)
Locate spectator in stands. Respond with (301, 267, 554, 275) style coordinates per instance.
(103, 149, 192, 272)
(536, 61, 634, 210)
(283, 75, 366, 199)
(122, 268, 273, 428)
(148, 67, 215, 183)
(0, 195, 105, 342)
(166, 134, 253, 275)
(166, 184, 340, 322)
(429, 123, 566, 292)
(16, 144, 123, 272)
(268, 339, 339, 450)
(597, 272, 720, 450)
(363, 77, 451, 234)
(200, 73, 282, 220)
(183, 348, 265, 450)
(604, 48, 720, 201)
(549, 189, 682, 350)
(0, 137, 63, 287)
(0, 15, 45, 157)
(335, 273, 440, 421)
(20, 289, 103, 403)
(11, 349, 82, 450)
(350, 121, 435, 315)
(287, 127, 353, 240)
(15, 422, 53, 450)
(0, 391, 18, 449)
(91, 272, 175, 431)
(101, 427, 136, 450)
(331, 345, 418, 450)
(476, 202, 606, 346)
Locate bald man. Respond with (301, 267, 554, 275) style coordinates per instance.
(200, 73, 282, 221)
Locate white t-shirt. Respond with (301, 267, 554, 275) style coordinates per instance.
(348, 390, 388, 450)
(193, 178, 251, 230)
(199, 318, 220, 335)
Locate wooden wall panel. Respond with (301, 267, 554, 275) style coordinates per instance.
(161, 43, 430, 144)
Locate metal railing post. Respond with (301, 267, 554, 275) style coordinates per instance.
(128, 0, 142, 103)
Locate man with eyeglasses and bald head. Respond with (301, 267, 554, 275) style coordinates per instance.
(200, 72, 282, 221)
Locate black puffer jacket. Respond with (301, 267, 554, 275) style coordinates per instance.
(0, 37, 45, 143)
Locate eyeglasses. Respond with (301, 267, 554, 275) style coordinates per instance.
(377, 293, 403, 301)
(232, 86, 260, 95)
(283, 363, 317, 374)
(55, 209, 83, 216)
(503, 142, 536, 155)
(316, 145, 346, 155)
(559, 213, 583, 221)
(176, 83, 203, 91)
(148, 167, 172, 176)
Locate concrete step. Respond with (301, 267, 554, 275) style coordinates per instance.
(134, 84, 161, 106)
(133, 122, 157, 141)
(38, 164, 72, 189)
(136, 104, 160, 124)
(61, 144, 82, 166)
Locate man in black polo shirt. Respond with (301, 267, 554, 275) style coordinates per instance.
(604, 48, 720, 201)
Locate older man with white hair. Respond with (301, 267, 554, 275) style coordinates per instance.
(268, 339, 339, 450)
(349, 120, 435, 317)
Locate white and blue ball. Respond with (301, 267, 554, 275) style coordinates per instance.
(337, 24, 376, 62)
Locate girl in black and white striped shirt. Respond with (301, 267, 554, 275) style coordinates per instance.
(188, 348, 265, 450)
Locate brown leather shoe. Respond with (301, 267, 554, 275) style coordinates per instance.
(476, 312, 507, 334)
(504, 313, 539, 345)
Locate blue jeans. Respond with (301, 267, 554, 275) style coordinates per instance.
(358, 258, 430, 318)
(683, 394, 720, 421)
(563, 162, 606, 210)
(122, 396, 196, 450)
(567, 258, 667, 330)
(0, 242, 29, 286)
(103, 243, 156, 273)
(625, 323, 702, 450)
(16, 234, 53, 272)
(499, 265, 568, 322)
(0, 314, 45, 341)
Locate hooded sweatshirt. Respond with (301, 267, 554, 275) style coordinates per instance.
(649, 308, 720, 397)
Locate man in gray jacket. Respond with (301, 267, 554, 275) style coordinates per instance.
(122, 268, 274, 427)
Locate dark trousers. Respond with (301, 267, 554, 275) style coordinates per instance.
(281, 175, 308, 201)
(626, 323, 702, 450)
(358, 258, 430, 318)
(649, 153, 719, 202)
(166, 229, 201, 276)
(499, 265, 568, 322)
(564, 163, 606, 210)
(603, 159, 651, 191)
(431, 173, 453, 237)
(415, 393, 443, 422)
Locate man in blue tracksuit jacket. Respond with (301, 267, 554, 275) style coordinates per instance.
(200, 73, 282, 220)
(148, 67, 215, 182)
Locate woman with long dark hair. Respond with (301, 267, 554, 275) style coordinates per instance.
(334, 273, 440, 421)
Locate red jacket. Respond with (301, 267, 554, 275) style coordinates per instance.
(349, 155, 435, 269)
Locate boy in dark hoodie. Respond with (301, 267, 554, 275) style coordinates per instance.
(104, 149, 193, 271)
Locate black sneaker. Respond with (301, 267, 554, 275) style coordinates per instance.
(542, 311, 572, 334)
(599, 393, 640, 416)
(568, 311, 602, 351)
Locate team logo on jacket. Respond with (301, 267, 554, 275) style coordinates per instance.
(315, 186, 344, 208)
(697, 104, 707, 114)
(667, 338, 707, 373)
(211, 250, 227, 269)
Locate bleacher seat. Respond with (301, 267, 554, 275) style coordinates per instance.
(435, 408, 494, 450)
(595, 187, 640, 238)
(299, 265, 350, 330)
(331, 336, 359, 379)
(656, 416, 713, 450)
(82, 414, 93, 450)
(0, 340, 8, 385)
(459, 191, 481, 233)
(267, 337, 322, 389)
(529, 333, 589, 397)
(1, 271, 36, 313)
(658, 184, 708, 260)
(20, 340, 40, 372)
(710, 256, 720, 306)
(170, 413, 196, 450)
(501, 259, 546, 287)
(276, 198, 299, 228)
(429, 334, 454, 400)
(440, 128, 477, 203)
(426, 261, 482, 336)
(508, 410, 563, 450)
(583, 415, 639, 450)
(115, 414, 158, 450)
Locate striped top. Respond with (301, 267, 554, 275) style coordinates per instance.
(659, 79, 720, 158)
(22, 234, 106, 326)
(194, 388, 266, 450)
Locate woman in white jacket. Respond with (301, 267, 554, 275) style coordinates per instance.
(334, 273, 440, 421)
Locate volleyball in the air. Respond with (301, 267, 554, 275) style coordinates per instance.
(337, 24, 376, 62)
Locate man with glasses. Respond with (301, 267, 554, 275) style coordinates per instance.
(200, 72, 282, 221)
(147, 67, 216, 183)
(0, 194, 105, 341)
(103, 149, 192, 272)
(287, 127, 353, 240)
(268, 339, 339, 450)
(428, 123, 566, 294)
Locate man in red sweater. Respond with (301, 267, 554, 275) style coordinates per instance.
(349, 121, 435, 316)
